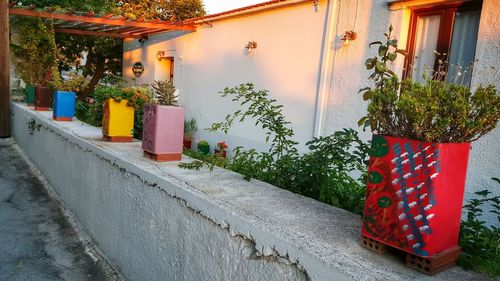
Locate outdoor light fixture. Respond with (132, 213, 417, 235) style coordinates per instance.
(245, 41, 258, 52)
(157, 51, 168, 61)
(341, 31, 357, 44)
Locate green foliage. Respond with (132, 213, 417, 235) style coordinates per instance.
(181, 84, 369, 214)
(458, 178, 500, 278)
(359, 26, 500, 143)
(47, 73, 90, 94)
(75, 85, 152, 139)
(10, 17, 57, 86)
(115, 0, 206, 21)
(210, 83, 298, 159)
(151, 80, 178, 106)
(184, 118, 198, 138)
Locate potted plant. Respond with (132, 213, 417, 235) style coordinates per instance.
(183, 118, 198, 150)
(359, 26, 500, 274)
(102, 87, 135, 142)
(25, 85, 35, 106)
(214, 141, 228, 158)
(197, 140, 210, 155)
(142, 80, 184, 161)
(49, 76, 79, 121)
(10, 18, 57, 110)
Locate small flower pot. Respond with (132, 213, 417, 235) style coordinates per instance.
(53, 91, 76, 121)
(25, 85, 35, 105)
(183, 138, 192, 150)
(361, 135, 470, 258)
(142, 104, 185, 162)
(214, 149, 227, 158)
(197, 142, 210, 155)
(102, 98, 134, 142)
(35, 86, 53, 111)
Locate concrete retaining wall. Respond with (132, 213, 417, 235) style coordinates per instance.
(11, 103, 482, 281)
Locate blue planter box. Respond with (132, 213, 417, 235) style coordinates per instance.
(53, 91, 76, 121)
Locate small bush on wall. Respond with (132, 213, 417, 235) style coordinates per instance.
(180, 84, 370, 214)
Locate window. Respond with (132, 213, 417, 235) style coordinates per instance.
(404, 1, 482, 85)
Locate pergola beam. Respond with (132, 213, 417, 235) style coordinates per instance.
(9, 8, 196, 31)
(54, 28, 147, 39)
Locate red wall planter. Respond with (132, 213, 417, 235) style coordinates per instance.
(362, 135, 470, 258)
(35, 86, 53, 111)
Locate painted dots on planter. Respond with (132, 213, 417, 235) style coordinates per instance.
(370, 135, 389, 157)
(368, 171, 383, 184)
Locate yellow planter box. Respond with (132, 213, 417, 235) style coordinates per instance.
(102, 98, 134, 142)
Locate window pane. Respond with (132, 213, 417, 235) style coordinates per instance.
(412, 15, 441, 82)
(446, 10, 481, 86)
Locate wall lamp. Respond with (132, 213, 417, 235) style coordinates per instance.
(157, 51, 168, 61)
(341, 31, 357, 44)
(245, 41, 258, 52)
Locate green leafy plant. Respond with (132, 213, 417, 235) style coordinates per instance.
(197, 140, 210, 154)
(75, 85, 152, 139)
(184, 118, 198, 140)
(359, 26, 500, 143)
(151, 80, 178, 106)
(458, 178, 500, 277)
(10, 17, 58, 86)
(181, 84, 369, 214)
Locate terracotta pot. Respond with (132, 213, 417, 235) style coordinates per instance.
(35, 86, 53, 111)
(142, 104, 185, 161)
(102, 98, 134, 142)
(214, 149, 227, 158)
(53, 91, 76, 121)
(361, 135, 470, 257)
(183, 139, 192, 150)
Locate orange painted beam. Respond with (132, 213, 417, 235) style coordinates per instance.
(9, 8, 196, 31)
(54, 28, 147, 39)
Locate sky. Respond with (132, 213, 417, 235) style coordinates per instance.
(203, 0, 265, 14)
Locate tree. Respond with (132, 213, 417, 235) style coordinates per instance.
(115, 0, 205, 21)
(11, 0, 206, 99)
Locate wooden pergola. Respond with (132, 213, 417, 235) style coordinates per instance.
(0, 2, 197, 137)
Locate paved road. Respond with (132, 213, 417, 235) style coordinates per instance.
(0, 139, 119, 281)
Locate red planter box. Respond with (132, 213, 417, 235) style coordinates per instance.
(362, 135, 470, 257)
(35, 86, 53, 111)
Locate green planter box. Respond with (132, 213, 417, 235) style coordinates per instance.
(25, 85, 35, 105)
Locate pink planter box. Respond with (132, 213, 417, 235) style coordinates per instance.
(142, 104, 185, 161)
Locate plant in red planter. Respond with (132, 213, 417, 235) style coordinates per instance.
(183, 118, 198, 150)
(214, 141, 228, 158)
(35, 86, 53, 111)
(142, 81, 184, 162)
(358, 26, 500, 274)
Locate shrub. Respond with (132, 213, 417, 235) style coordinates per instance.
(75, 85, 153, 139)
(359, 26, 500, 143)
(458, 178, 500, 278)
(181, 84, 369, 214)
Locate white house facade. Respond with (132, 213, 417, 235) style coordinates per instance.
(123, 0, 500, 223)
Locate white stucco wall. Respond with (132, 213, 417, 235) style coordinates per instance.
(123, 0, 500, 223)
(123, 0, 328, 152)
(11, 102, 483, 281)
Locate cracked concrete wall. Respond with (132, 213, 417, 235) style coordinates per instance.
(11, 107, 307, 281)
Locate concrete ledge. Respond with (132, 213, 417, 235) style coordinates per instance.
(10, 103, 484, 281)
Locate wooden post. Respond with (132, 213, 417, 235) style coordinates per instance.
(0, 0, 10, 137)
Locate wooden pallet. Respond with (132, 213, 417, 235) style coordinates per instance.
(53, 116, 73, 121)
(143, 150, 181, 162)
(103, 135, 132, 142)
(360, 235, 461, 275)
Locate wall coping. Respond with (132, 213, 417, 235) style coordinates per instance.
(12, 102, 483, 281)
